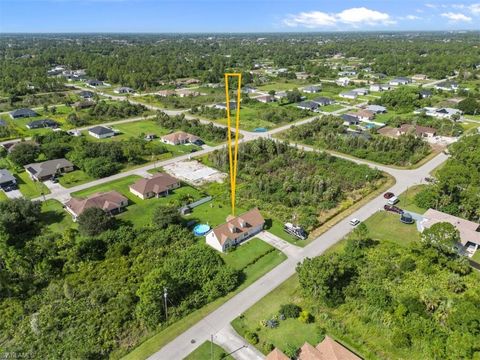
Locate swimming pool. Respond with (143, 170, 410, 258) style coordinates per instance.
(254, 127, 268, 132)
(193, 224, 211, 236)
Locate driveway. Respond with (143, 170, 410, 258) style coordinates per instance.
(4, 189, 22, 199)
(257, 231, 302, 259)
(214, 325, 264, 360)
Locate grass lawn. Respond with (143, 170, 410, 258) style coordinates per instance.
(40, 199, 76, 233)
(320, 104, 344, 113)
(397, 184, 427, 214)
(257, 80, 310, 92)
(72, 175, 205, 228)
(16, 170, 50, 199)
(184, 341, 233, 360)
(222, 238, 275, 271)
(0, 190, 8, 201)
(472, 250, 480, 263)
(363, 211, 421, 246)
(122, 245, 286, 360)
(59, 170, 94, 188)
(231, 274, 324, 355)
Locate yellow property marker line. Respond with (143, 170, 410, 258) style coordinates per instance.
(224, 73, 242, 216)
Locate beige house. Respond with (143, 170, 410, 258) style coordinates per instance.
(64, 191, 128, 221)
(129, 173, 180, 199)
(176, 89, 200, 97)
(25, 158, 74, 181)
(161, 131, 203, 146)
(206, 208, 265, 252)
(397, 124, 436, 138)
(420, 209, 480, 253)
(266, 336, 362, 360)
(157, 89, 176, 97)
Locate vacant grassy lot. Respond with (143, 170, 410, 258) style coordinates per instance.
(72, 175, 205, 228)
(222, 238, 274, 271)
(59, 169, 94, 188)
(16, 170, 50, 199)
(184, 341, 233, 360)
(363, 211, 420, 245)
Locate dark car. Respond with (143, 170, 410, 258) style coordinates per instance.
(383, 192, 395, 199)
(3, 185, 17, 192)
(384, 204, 404, 214)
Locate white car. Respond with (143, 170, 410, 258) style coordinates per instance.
(349, 218, 360, 226)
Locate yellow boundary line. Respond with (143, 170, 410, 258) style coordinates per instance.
(224, 73, 242, 216)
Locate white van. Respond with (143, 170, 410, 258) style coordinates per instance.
(387, 196, 399, 205)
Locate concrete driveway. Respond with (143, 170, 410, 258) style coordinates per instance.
(4, 189, 22, 199)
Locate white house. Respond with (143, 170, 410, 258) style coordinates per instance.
(88, 126, 115, 139)
(336, 77, 351, 87)
(339, 91, 358, 100)
(389, 77, 412, 86)
(205, 208, 265, 252)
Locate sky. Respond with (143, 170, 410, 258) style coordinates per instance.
(1, 0, 480, 33)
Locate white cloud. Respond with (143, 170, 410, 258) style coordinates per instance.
(283, 11, 337, 28)
(406, 15, 422, 20)
(283, 7, 395, 28)
(425, 3, 438, 8)
(441, 12, 472, 21)
(470, 3, 480, 14)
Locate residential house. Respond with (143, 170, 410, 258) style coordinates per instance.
(256, 95, 275, 103)
(129, 173, 180, 199)
(397, 124, 436, 138)
(338, 70, 357, 76)
(266, 336, 362, 360)
(389, 77, 412, 86)
(25, 158, 74, 181)
(312, 97, 334, 106)
(9, 108, 38, 119)
(65, 191, 128, 221)
(416, 107, 462, 119)
(352, 88, 369, 96)
(26, 119, 59, 129)
(206, 208, 265, 252)
(435, 81, 459, 91)
(296, 101, 319, 111)
(412, 74, 428, 81)
(242, 86, 257, 94)
(420, 208, 480, 256)
(79, 90, 94, 99)
(214, 102, 237, 110)
(157, 89, 176, 97)
(339, 91, 358, 100)
(176, 89, 201, 97)
(419, 89, 433, 98)
(365, 105, 387, 114)
(348, 110, 375, 121)
(161, 131, 203, 146)
(336, 77, 351, 87)
(370, 84, 391, 92)
(2, 140, 38, 154)
(85, 79, 104, 87)
(88, 126, 115, 139)
(114, 87, 135, 94)
(274, 91, 288, 101)
(341, 114, 360, 126)
(74, 101, 95, 110)
(302, 85, 321, 94)
(0, 169, 17, 189)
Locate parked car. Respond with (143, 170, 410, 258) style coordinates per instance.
(51, 177, 59, 183)
(383, 192, 395, 199)
(349, 218, 360, 226)
(384, 204, 404, 214)
(425, 177, 435, 183)
(3, 185, 17, 192)
(284, 222, 308, 240)
(400, 212, 415, 224)
(387, 196, 399, 205)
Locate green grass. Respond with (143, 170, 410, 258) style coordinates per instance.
(122, 248, 286, 360)
(16, 170, 50, 199)
(222, 238, 274, 271)
(266, 219, 305, 246)
(231, 274, 322, 354)
(184, 341, 233, 360)
(257, 80, 310, 92)
(397, 185, 427, 214)
(59, 170, 94, 188)
(472, 250, 480, 263)
(363, 211, 420, 245)
(72, 175, 205, 228)
(0, 190, 8, 201)
(320, 104, 344, 113)
(40, 199, 76, 233)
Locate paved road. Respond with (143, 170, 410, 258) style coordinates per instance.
(148, 152, 448, 360)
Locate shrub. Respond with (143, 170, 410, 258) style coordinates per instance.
(266, 319, 279, 328)
(279, 303, 302, 319)
(299, 310, 314, 324)
(283, 343, 299, 358)
(262, 342, 274, 353)
(244, 331, 259, 345)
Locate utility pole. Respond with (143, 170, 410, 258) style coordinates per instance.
(163, 287, 168, 322)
